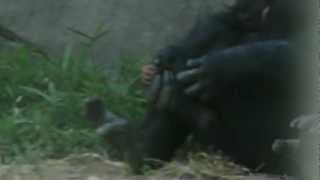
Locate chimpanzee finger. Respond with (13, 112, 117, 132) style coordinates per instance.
(152, 58, 161, 66)
(199, 81, 216, 103)
(184, 80, 214, 101)
(155, 71, 174, 109)
(184, 82, 205, 96)
(146, 74, 162, 103)
(186, 58, 205, 68)
(143, 71, 157, 77)
(290, 114, 320, 131)
(142, 65, 158, 79)
(176, 67, 203, 84)
(143, 74, 156, 83)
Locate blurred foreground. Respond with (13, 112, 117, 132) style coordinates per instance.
(0, 153, 285, 180)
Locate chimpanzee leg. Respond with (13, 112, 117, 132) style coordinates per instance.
(140, 107, 191, 168)
(191, 106, 220, 149)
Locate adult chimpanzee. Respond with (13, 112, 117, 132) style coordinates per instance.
(138, 0, 308, 173)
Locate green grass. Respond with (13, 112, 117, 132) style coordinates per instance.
(0, 45, 147, 163)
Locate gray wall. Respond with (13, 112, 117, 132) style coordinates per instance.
(0, 0, 234, 66)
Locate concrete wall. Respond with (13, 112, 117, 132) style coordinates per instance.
(0, 0, 234, 66)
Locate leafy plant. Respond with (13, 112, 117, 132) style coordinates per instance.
(0, 45, 147, 163)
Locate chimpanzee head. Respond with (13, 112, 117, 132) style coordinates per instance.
(229, 0, 308, 36)
(228, 0, 271, 32)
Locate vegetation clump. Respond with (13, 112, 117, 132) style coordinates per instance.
(0, 45, 146, 163)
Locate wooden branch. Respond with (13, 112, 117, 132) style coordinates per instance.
(0, 24, 50, 59)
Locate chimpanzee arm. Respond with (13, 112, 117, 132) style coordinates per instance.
(176, 40, 296, 100)
(155, 12, 242, 69)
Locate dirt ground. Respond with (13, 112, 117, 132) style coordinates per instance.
(0, 153, 289, 180)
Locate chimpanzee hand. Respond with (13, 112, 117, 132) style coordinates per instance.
(147, 70, 176, 110)
(290, 114, 320, 132)
(141, 64, 159, 85)
(175, 50, 235, 102)
(176, 40, 291, 102)
(175, 55, 217, 102)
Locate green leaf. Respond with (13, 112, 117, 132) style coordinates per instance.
(20, 86, 55, 104)
(62, 43, 73, 72)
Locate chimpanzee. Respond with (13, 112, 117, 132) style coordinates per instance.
(138, 0, 309, 174)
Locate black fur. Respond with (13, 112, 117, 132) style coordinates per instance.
(139, 0, 307, 173)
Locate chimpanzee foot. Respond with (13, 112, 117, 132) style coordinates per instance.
(84, 96, 132, 146)
(85, 97, 129, 129)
